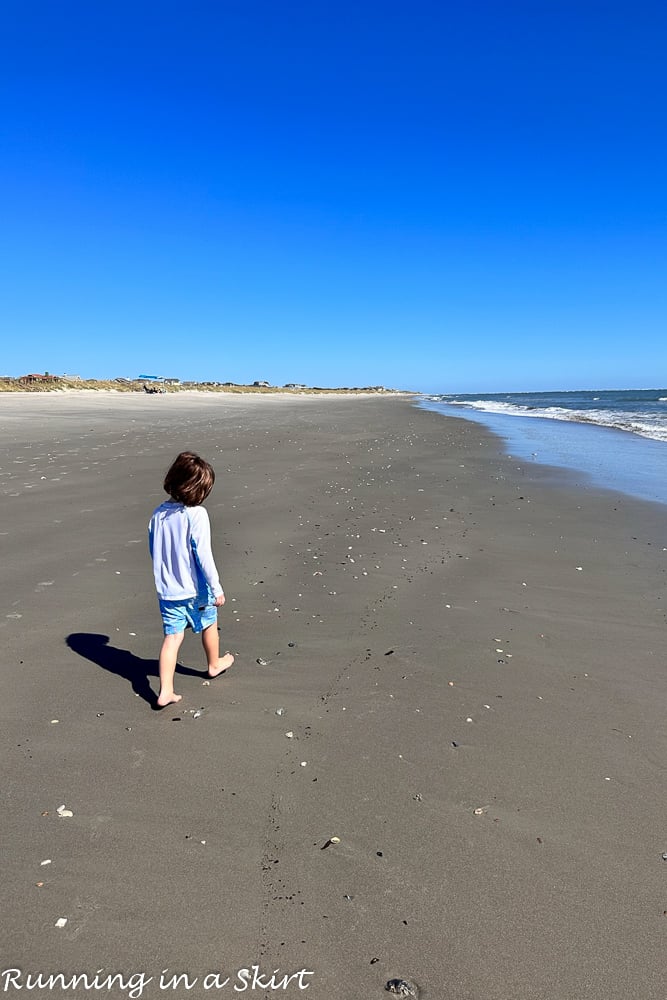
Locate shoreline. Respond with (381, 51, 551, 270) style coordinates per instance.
(2, 394, 666, 999)
(421, 397, 667, 508)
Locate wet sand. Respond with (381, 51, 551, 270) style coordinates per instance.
(2, 391, 666, 999)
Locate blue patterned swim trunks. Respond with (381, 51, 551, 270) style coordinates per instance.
(158, 593, 218, 635)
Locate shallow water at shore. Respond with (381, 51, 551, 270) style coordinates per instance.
(420, 398, 667, 506)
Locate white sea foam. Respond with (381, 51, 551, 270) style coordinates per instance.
(446, 399, 667, 442)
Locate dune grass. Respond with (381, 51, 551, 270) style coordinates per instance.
(0, 378, 397, 395)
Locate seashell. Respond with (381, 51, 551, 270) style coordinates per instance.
(55, 918, 68, 929)
(56, 805, 73, 818)
(385, 979, 419, 997)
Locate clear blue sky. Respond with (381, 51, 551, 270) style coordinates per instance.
(1, 0, 665, 392)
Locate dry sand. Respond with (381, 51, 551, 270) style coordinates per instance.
(1, 391, 666, 999)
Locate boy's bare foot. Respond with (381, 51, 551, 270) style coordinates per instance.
(157, 692, 183, 707)
(208, 652, 235, 678)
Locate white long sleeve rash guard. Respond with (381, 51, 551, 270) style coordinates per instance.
(148, 501, 223, 601)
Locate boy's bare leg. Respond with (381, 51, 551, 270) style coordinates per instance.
(157, 632, 184, 706)
(202, 623, 234, 678)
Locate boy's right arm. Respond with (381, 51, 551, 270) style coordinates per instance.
(188, 507, 224, 597)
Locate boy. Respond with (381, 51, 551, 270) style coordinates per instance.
(148, 451, 234, 707)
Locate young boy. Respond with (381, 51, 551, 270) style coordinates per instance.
(148, 451, 234, 707)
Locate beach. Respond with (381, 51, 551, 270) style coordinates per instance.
(2, 391, 667, 1000)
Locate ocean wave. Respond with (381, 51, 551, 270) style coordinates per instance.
(442, 398, 667, 442)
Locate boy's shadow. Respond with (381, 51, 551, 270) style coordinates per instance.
(66, 633, 203, 709)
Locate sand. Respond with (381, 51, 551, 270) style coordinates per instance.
(1, 391, 666, 999)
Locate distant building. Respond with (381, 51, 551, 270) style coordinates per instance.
(253, 380, 271, 387)
(284, 383, 307, 389)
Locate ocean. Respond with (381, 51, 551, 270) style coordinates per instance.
(419, 388, 667, 507)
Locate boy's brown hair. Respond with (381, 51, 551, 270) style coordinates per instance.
(164, 451, 215, 506)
